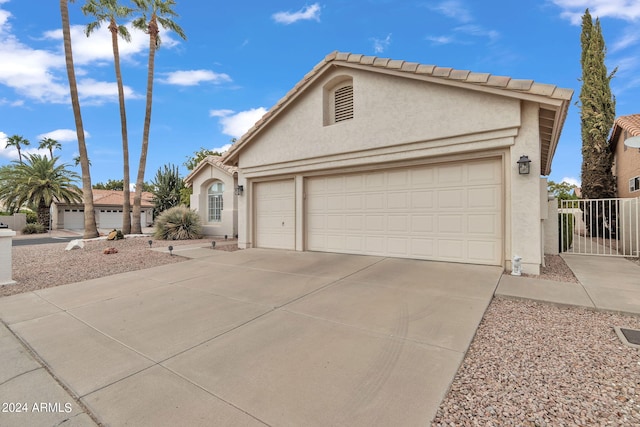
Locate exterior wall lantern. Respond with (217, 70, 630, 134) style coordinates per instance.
(235, 185, 244, 196)
(517, 155, 531, 175)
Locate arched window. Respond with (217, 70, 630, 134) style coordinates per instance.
(208, 182, 224, 222)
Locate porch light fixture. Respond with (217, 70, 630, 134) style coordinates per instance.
(235, 185, 244, 196)
(517, 155, 531, 175)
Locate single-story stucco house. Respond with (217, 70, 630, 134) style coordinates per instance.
(190, 52, 572, 274)
(52, 189, 154, 230)
(184, 155, 238, 237)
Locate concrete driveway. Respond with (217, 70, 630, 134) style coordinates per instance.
(0, 249, 502, 426)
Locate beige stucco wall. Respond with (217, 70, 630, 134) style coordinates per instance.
(236, 68, 549, 273)
(613, 132, 640, 198)
(507, 102, 542, 275)
(189, 165, 237, 237)
(239, 68, 520, 169)
(544, 197, 559, 256)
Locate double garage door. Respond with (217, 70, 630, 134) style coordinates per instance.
(254, 158, 503, 265)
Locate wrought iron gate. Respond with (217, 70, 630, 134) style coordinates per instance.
(559, 198, 639, 257)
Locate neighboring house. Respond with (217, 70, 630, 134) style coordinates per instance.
(52, 189, 154, 230)
(184, 155, 238, 237)
(610, 114, 640, 198)
(222, 52, 573, 275)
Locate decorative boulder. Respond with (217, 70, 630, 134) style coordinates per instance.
(103, 247, 118, 254)
(65, 239, 85, 251)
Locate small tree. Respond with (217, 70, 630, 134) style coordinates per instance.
(38, 137, 62, 159)
(183, 147, 223, 171)
(0, 154, 82, 228)
(151, 163, 184, 215)
(5, 135, 30, 164)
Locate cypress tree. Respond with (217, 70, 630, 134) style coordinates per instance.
(579, 8, 616, 199)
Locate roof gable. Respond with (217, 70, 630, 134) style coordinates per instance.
(184, 155, 238, 186)
(223, 51, 573, 175)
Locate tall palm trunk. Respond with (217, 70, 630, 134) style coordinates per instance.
(60, 0, 98, 238)
(110, 17, 131, 234)
(132, 13, 158, 234)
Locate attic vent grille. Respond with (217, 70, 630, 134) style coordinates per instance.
(334, 85, 354, 122)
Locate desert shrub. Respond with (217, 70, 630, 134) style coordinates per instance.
(153, 205, 202, 240)
(558, 212, 574, 252)
(22, 223, 46, 234)
(22, 210, 37, 224)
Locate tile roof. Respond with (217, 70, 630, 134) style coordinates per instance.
(223, 51, 573, 175)
(610, 114, 640, 149)
(92, 189, 154, 207)
(183, 155, 238, 186)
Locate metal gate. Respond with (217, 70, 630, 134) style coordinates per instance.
(559, 198, 639, 257)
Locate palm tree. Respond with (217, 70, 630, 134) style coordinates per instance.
(60, 0, 99, 238)
(5, 135, 30, 164)
(130, 0, 186, 233)
(0, 154, 82, 229)
(82, 0, 134, 234)
(38, 137, 62, 159)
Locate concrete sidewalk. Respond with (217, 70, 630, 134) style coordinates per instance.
(496, 254, 640, 315)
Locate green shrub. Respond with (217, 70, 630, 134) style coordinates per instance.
(558, 213, 574, 252)
(153, 206, 202, 240)
(22, 210, 37, 224)
(22, 223, 46, 234)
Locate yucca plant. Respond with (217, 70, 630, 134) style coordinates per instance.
(153, 205, 202, 240)
(22, 223, 46, 234)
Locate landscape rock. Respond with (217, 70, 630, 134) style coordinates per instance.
(103, 247, 118, 254)
(65, 239, 84, 251)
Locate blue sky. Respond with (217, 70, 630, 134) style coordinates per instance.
(1, 0, 640, 187)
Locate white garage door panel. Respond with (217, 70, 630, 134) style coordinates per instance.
(63, 209, 84, 230)
(254, 180, 295, 250)
(306, 159, 502, 265)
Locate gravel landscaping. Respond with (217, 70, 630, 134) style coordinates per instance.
(4, 236, 639, 426)
(3, 235, 235, 297)
(433, 298, 640, 426)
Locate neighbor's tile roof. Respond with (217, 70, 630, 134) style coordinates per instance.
(223, 51, 573, 175)
(183, 155, 238, 186)
(92, 189, 154, 207)
(610, 114, 640, 148)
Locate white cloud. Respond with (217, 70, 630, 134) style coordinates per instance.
(211, 143, 232, 153)
(372, 33, 392, 54)
(612, 28, 640, 52)
(455, 24, 500, 41)
(272, 3, 321, 25)
(562, 177, 581, 187)
(209, 107, 268, 139)
(551, 0, 640, 24)
(36, 129, 89, 143)
(209, 109, 235, 118)
(428, 0, 473, 23)
(160, 69, 232, 86)
(426, 35, 456, 45)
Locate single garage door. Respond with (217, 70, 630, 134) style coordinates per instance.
(100, 209, 124, 229)
(254, 179, 295, 250)
(63, 209, 84, 230)
(306, 158, 503, 265)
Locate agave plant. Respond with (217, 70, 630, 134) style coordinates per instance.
(153, 205, 202, 240)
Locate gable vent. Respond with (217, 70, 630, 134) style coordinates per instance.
(334, 85, 354, 122)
